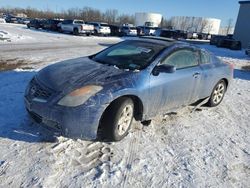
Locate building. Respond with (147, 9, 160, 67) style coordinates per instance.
(234, 1, 250, 48)
(170, 16, 221, 35)
(16, 13, 27, 18)
(135, 12, 162, 27)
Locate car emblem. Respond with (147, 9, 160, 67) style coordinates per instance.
(30, 86, 36, 96)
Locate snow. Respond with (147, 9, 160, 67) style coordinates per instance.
(0, 23, 250, 187)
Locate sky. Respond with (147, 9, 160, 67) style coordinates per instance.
(0, 0, 241, 26)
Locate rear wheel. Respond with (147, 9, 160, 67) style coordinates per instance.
(99, 97, 134, 141)
(207, 80, 226, 107)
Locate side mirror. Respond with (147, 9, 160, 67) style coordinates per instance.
(152, 64, 176, 76)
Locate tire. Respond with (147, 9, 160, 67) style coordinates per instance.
(230, 42, 242, 51)
(99, 97, 134, 141)
(58, 28, 62, 33)
(73, 28, 79, 35)
(94, 30, 98, 36)
(207, 80, 227, 107)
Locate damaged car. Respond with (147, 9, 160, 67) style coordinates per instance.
(24, 37, 233, 141)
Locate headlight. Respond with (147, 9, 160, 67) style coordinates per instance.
(58, 85, 102, 107)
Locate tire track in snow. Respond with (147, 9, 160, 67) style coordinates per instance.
(46, 138, 121, 186)
(0, 161, 9, 176)
(122, 127, 142, 188)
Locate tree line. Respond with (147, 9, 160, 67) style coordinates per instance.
(0, 7, 135, 25)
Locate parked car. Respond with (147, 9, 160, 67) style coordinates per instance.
(43, 19, 62, 31)
(156, 29, 180, 39)
(216, 38, 242, 50)
(120, 26, 137, 36)
(16, 17, 31, 24)
(137, 26, 157, 36)
(197, 33, 211, 40)
(108, 24, 121, 36)
(210, 35, 230, 45)
(155, 29, 189, 40)
(0, 18, 6, 23)
(86, 22, 111, 36)
(245, 44, 250, 56)
(24, 37, 233, 141)
(27, 19, 44, 29)
(5, 15, 17, 23)
(60, 19, 94, 35)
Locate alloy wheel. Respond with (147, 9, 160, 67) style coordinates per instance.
(117, 104, 133, 136)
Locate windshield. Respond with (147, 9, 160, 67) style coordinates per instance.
(91, 40, 166, 70)
(101, 24, 109, 27)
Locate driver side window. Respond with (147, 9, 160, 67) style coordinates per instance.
(162, 49, 199, 69)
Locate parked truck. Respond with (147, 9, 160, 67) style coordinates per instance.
(60, 19, 94, 36)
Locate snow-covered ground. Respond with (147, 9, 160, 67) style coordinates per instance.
(0, 23, 250, 187)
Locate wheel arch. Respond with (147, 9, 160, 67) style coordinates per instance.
(104, 95, 144, 121)
(221, 78, 229, 89)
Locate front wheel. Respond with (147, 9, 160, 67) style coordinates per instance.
(99, 97, 134, 141)
(207, 80, 226, 107)
(73, 28, 79, 35)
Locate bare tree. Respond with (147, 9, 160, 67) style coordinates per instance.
(104, 9, 118, 24)
(225, 18, 233, 35)
(160, 17, 173, 29)
(199, 19, 209, 33)
(0, 6, 136, 25)
(117, 14, 135, 25)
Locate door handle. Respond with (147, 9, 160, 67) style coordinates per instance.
(193, 72, 201, 77)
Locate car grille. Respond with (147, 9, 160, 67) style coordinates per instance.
(28, 78, 53, 100)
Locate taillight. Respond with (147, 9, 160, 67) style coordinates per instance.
(229, 63, 234, 70)
(224, 61, 234, 76)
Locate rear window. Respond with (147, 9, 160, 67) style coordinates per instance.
(101, 24, 109, 27)
(74, 20, 84, 24)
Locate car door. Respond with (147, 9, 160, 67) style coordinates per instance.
(62, 20, 72, 32)
(149, 48, 202, 113)
(198, 49, 217, 99)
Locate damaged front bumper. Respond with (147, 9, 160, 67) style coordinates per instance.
(24, 96, 107, 140)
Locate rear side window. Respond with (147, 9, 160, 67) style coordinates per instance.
(74, 20, 84, 24)
(200, 50, 211, 64)
(62, 20, 73, 24)
(162, 49, 199, 69)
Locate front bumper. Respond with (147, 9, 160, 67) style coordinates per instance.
(79, 30, 94, 34)
(24, 96, 107, 140)
(99, 30, 111, 35)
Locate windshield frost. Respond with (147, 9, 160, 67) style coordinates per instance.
(92, 40, 165, 70)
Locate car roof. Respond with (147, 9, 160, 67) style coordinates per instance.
(138, 36, 177, 46)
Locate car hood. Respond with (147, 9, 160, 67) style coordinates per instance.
(36, 57, 124, 92)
